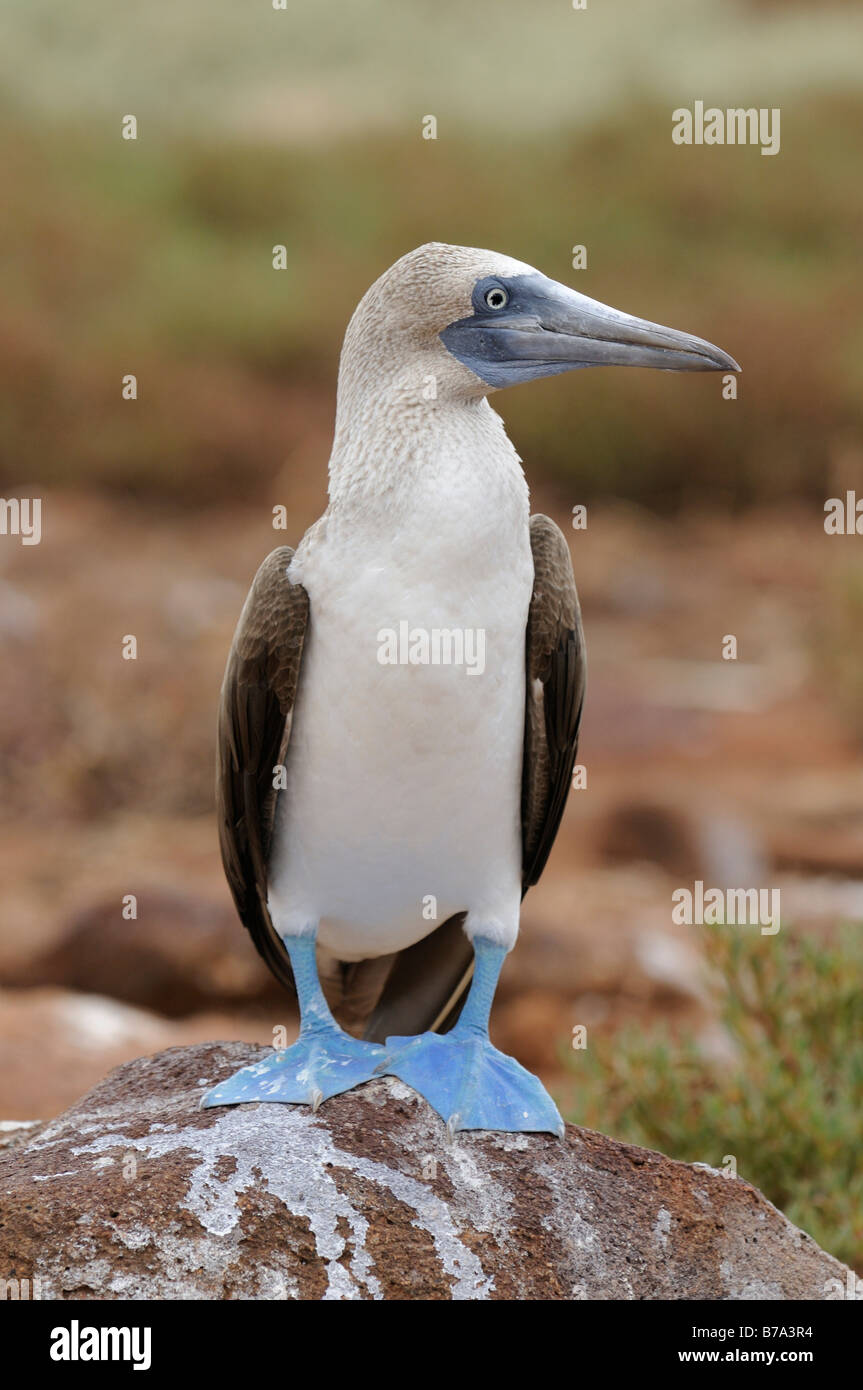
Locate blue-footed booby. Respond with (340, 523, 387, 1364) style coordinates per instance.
(203, 243, 739, 1134)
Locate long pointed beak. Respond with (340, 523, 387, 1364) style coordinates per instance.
(526, 282, 740, 373)
(441, 272, 740, 387)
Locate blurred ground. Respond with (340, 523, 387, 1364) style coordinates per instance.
(3, 0, 863, 139)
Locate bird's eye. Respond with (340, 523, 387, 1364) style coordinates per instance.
(484, 286, 509, 310)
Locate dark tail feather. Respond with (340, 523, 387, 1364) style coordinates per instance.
(362, 913, 473, 1042)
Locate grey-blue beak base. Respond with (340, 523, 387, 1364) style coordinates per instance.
(440, 272, 740, 388)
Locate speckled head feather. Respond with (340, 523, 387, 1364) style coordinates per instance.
(348, 242, 534, 342)
(336, 242, 538, 406)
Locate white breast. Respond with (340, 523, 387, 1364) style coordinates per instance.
(267, 399, 533, 959)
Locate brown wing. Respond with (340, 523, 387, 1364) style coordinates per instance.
(522, 513, 585, 888)
(217, 546, 309, 996)
(363, 513, 585, 1042)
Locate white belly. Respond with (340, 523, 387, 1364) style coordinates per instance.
(267, 540, 533, 958)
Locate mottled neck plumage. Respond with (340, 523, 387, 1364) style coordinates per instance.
(327, 377, 527, 539)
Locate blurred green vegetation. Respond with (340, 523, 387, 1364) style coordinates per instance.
(2, 93, 862, 509)
(817, 561, 863, 743)
(565, 924, 863, 1272)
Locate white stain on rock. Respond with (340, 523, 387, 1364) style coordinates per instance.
(653, 1207, 672, 1249)
(71, 1105, 496, 1300)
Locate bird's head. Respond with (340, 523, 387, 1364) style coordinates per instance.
(343, 242, 739, 404)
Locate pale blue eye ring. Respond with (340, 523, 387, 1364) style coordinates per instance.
(484, 286, 509, 310)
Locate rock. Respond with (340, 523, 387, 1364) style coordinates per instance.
(0, 891, 287, 1018)
(0, 987, 175, 1123)
(0, 1120, 39, 1151)
(0, 1042, 850, 1301)
(0, 988, 280, 1122)
(595, 800, 703, 877)
(593, 799, 768, 885)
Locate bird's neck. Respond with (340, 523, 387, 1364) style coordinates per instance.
(326, 378, 529, 538)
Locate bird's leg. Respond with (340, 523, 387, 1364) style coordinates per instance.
(202, 931, 385, 1110)
(377, 935, 564, 1137)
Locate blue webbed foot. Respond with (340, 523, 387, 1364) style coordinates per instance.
(377, 1027, 565, 1137)
(202, 1026, 385, 1110)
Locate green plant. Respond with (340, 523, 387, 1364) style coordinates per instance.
(564, 924, 863, 1271)
(817, 561, 863, 744)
